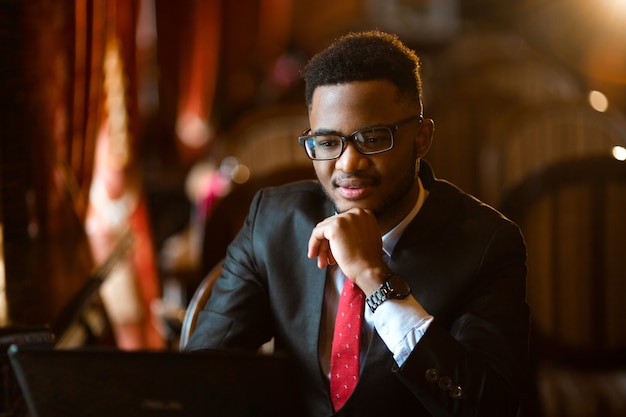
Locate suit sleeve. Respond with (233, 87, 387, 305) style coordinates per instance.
(184, 190, 274, 352)
(393, 220, 529, 417)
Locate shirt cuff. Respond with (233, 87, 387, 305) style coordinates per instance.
(373, 296, 434, 366)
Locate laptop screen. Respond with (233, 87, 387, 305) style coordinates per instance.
(8, 344, 305, 417)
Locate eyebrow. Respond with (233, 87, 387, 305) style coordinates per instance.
(312, 123, 385, 136)
(311, 127, 339, 135)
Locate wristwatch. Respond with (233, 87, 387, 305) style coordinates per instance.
(365, 274, 411, 312)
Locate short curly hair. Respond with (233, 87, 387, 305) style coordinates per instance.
(301, 30, 423, 111)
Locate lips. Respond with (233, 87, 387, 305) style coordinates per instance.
(333, 176, 379, 199)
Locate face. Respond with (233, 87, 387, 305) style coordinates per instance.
(309, 80, 433, 232)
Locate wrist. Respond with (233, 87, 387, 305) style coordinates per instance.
(355, 266, 393, 297)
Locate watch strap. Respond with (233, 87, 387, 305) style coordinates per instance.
(366, 274, 394, 313)
(366, 274, 411, 313)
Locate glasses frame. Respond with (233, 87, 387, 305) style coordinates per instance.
(298, 114, 424, 161)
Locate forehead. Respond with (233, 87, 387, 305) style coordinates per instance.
(309, 80, 411, 132)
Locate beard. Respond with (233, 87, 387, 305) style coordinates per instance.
(370, 147, 419, 219)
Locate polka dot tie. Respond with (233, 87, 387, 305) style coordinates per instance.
(330, 279, 364, 411)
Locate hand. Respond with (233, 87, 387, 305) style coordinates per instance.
(307, 208, 389, 290)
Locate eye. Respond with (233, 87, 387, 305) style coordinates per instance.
(364, 135, 384, 144)
(358, 129, 390, 146)
(316, 135, 341, 148)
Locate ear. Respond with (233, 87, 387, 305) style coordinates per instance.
(415, 118, 434, 157)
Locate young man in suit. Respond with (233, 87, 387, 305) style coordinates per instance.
(186, 30, 529, 417)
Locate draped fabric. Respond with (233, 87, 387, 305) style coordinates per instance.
(0, 0, 296, 349)
(0, 0, 111, 324)
(0, 0, 164, 349)
(83, 0, 165, 349)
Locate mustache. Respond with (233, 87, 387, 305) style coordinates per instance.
(332, 174, 381, 188)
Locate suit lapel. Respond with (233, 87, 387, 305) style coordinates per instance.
(390, 173, 456, 272)
(293, 197, 336, 394)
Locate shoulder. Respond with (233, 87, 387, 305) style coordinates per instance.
(422, 160, 514, 220)
(237, 180, 330, 263)
(420, 160, 523, 241)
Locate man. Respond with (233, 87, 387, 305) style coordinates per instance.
(186, 30, 529, 417)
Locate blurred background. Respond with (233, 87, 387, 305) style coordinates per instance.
(1, 0, 625, 416)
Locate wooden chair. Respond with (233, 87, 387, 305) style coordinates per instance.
(426, 26, 584, 201)
(500, 155, 626, 417)
(178, 259, 223, 350)
(479, 103, 626, 206)
(178, 258, 275, 355)
(221, 103, 311, 178)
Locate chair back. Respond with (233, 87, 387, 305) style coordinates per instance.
(500, 156, 626, 417)
(480, 104, 626, 206)
(222, 104, 310, 178)
(178, 258, 275, 354)
(502, 156, 626, 356)
(178, 259, 223, 350)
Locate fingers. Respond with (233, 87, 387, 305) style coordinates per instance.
(307, 208, 380, 271)
(308, 222, 332, 268)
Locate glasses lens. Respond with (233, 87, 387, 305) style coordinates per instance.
(354, 127, 393, 153)
(300, 126, 395, 160)
(304, 135, 342, 160)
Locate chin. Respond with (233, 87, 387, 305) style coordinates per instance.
(334, 198, 380, 215)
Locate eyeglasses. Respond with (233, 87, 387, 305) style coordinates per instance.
(298, 115, 423, 161)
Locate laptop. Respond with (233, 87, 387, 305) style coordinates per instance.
(8, 344, 306, 417)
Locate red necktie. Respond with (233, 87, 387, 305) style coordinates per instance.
(330, 279, 364, 411)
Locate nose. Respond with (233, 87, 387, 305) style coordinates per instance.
(335, 140, 369, 172)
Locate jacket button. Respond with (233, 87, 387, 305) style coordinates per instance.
(438, 376, 453, 391)
(449, 385, 464, 399)
(425, 368, 439, 383)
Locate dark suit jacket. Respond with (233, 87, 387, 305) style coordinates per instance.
(186, 161, 529, 417)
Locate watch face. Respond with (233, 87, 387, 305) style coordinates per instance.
(389, 275, 411, 298)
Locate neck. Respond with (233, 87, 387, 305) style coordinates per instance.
(377, 180, 420, 234)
